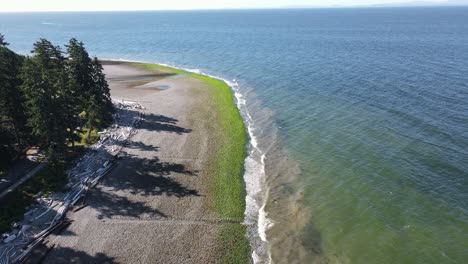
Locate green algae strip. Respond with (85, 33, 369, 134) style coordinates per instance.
(189, 73, 247, 218)
(129, 62, 187, 75)
(190, 73, 250, 264)
(130, 62, 250, 263)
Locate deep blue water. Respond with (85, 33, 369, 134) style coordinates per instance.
(1, 7, 468, 263)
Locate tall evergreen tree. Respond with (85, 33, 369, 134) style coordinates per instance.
(82, 57, 114, 140)
(0, 34, 28, 147)
(66, 39, 113, 140)
(20, 39, 70, 160)
(66, 38, 93, 141)
(1, 36, 114, 163)
(66, 38, 92, 103)
(0, 34, 8, 46)
(91, 57, 114, 126)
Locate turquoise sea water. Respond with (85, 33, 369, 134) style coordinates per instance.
(1, 7, 468, 263)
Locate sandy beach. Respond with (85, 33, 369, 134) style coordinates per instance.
(41, 61, 248, 263)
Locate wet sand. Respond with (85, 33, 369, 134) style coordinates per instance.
(43, 61, 241, 263)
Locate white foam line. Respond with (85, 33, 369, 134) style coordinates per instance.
(184, 68, 273, 263)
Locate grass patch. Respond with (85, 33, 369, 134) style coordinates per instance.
(129, 62, 187, 75)
(191, 73, 247, 219)
(75, 128, 100, 147)
(190, 73, 250, 263)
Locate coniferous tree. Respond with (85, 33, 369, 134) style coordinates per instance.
(0, 34, 28, 149)
(20, 39, 70, 160)
(66, 38, 92, 104)
(0, 34, 8, 46)
(91, 57, 114, 126)
(66, 39, 113, 140)
(66, 38, 93, 141)
(2, 36, 114, 165)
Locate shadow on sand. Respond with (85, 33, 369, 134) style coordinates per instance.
(119, 108, 192, 135)
(40, 112, 198, 263)
(88, 140, 199, 220)
(84, 111, 197, 219)
(40, 247, 116, 264)
(136, 111, 192, 135)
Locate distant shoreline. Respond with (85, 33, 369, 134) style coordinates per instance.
(2, 4, 468, 13)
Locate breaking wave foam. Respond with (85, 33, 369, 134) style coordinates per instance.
(188, 70, 273, 264)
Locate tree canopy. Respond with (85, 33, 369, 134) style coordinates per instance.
(0, 35, 27, 162)
(0, 35, 114, 165)
(0, 34, 8, 46)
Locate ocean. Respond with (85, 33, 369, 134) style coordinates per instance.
(1, 7, 468, 263)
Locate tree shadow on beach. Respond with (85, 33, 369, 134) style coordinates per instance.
(88, 189, 168, 220)
(38, 105, 198, 263)
(82, 151, 199, 220)
(104, 153, 199, 197)
(115, 139, 159, 152)
(55, 228, 77, 237)
(42, 246, 117, 264)
(129, 110, 192, 135)
(146, 114, 178, 125)
(142, 113, 192, 134)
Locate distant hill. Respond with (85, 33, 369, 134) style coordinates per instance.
(283, 0, 468, 9)
(366, 0, 468, 7)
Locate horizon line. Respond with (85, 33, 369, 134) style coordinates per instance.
(1, 4, 468, 13)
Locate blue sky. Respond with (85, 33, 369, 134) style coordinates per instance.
(0, 0, 456, 12)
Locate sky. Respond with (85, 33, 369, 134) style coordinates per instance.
(0, 0, 460, 12)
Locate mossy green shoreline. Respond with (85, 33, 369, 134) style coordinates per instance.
(192, 73, 250, 264)
(132, 62, 251, 263)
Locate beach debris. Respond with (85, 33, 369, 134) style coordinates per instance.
(72, 204, 88, 213)
(0, 100, 144, 264)
(2, 235, 16, 244)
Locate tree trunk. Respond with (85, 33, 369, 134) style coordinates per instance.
(11, 120, 21, 146)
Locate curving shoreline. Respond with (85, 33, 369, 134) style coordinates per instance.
(115, 59, 272, 263)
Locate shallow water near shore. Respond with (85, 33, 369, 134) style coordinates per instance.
(2, 7, 468, 263)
